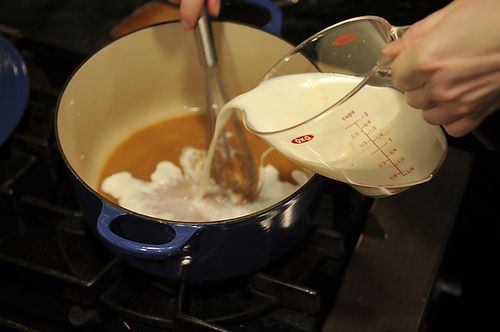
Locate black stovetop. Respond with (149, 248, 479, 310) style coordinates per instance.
(0, 26, 372, 331)
(1, 1, 499, 331)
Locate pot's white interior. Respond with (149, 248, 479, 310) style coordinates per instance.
(57, 21, 309, 190)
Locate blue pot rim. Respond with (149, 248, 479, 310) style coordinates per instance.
(0, 34, 29, 145)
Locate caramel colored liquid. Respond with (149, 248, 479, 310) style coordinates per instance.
(98, 112, 300, 203)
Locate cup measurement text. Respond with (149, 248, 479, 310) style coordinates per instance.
(343, 110, 416, 181)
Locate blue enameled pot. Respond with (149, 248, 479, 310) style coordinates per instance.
(56, 15, 322, 282)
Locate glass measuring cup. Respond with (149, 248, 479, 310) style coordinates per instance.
(238, 16, 448, 197)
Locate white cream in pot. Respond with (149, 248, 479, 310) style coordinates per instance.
(101, 147, 308, 222)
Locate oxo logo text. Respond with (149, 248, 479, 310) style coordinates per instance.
(291, 134, 315, 144)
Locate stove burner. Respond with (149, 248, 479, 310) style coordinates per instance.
(101, 223, 348, 331)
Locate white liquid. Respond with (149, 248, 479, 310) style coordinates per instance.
(200, 72, 446, 197)
(101, 147, 309, 222)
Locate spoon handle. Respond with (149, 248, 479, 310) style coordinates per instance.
(196, 7, 217, 69)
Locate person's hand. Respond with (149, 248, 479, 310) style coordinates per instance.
(383, 0, 500, 137)
(170, 0, 221, 30)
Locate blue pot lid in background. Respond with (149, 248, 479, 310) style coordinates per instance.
(0, 34, 29, 145)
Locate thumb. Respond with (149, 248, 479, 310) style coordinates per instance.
(383, 2, 454, 58)
(383, 38, 405, 58)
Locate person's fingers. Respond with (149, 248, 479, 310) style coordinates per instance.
(383, 4, 452, 58)
(179, 0, 205, 29)
(174, 0, 220, 29)
(390, 48, 429, 91)
(383, 38, 404, 58)
(442, 114, 487, 137)
(404, 85, 436, 110)
(419, 100, 495, 137)
(420, 105, 463, 126)
(206, 0, 220, 17)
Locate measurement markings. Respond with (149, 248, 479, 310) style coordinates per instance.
(351, 120, 405, 176)
(344, 112, 414, 179)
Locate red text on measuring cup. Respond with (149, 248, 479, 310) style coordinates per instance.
(334, 33, 357, 46)
(291, 134, 315, 144)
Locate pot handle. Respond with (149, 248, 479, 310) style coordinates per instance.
(165, 0, 283, 35)
(239, 0, 282, 35)
(96, 204, 203, 260)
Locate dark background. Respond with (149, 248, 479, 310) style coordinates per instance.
(0, 0, 453, 55)
(1, 0, 498, 330)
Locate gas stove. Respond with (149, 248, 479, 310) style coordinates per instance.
(0, 28, 370, 332)
(1, 1, 493, 331)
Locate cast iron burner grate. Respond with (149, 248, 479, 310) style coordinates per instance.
(99, 188, 367, 332)
(0, 29, 120, 328)
(101, 226, 347, 331)
(0, 27, 370, 332)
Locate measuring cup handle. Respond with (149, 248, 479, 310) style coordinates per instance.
(369, 25, 411, 78)
(374, 25, 411, 79)
(390, 25, 411, 40)
(375, 22, 408, 79)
